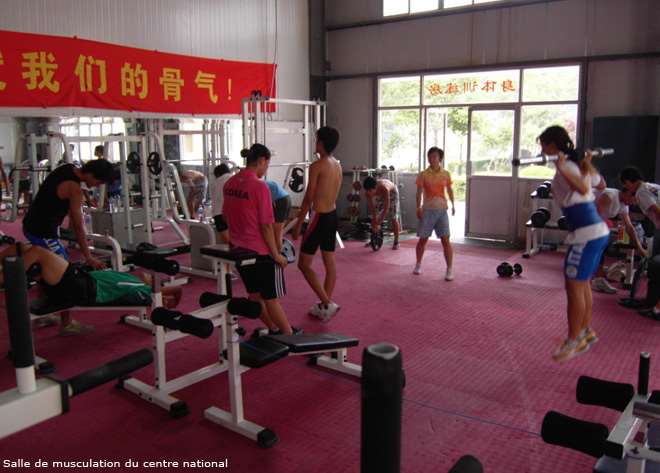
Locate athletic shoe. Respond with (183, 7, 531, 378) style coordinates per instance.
(638, 308, 660, 321)
(413, 263, 422, 275)
(319, 302, 340, 323)
(291, 326, 304, 335)
(392, 242, 400, 250)
(592, 277, 617, 294)
(552, 337, 589, 363)
(59, 320, 94, 337)
(579, 327, 599, 347)
(445, 268, 454, 281)
(309, 302, 324, 319)
(34, 315, 59, 328)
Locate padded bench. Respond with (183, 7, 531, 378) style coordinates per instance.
(200, 244, 259, 267)
(239, 333, 359, 369)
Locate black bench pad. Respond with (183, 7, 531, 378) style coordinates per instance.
(239, 337, 289, 368)
(30, 297, 149, 316)
(265, 333, 359, 353)
(201, 245, 258, 265)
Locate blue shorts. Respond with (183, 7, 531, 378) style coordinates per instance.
(417, 208, 450, 238)
(564, 235, 609, 281)
(24, 231, 68, 259)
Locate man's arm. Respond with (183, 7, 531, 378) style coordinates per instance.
(647, 204, 660, 225)
(416, 186, 423, 219)
(447, 183, 455, 216)
(0, 158, 8, 195)
(622, 213, 646, 256)
(293, 164, 319, 237)
(366, 193, 376, 223)
(65, 183, 104, 269)
(377, 187, 390, 225)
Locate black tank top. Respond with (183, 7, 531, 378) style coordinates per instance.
(23, 164, 81, 238)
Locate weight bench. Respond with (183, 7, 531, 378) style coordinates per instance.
(124, 244, 362, 447)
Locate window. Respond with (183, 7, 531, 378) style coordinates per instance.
(179, 119, 242, 165)
(377, 65, 580, 176)
(384, 0, 512, 16)
(60, 117, 126, 163)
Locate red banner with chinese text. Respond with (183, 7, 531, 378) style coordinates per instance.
(0, 30, 276, 115)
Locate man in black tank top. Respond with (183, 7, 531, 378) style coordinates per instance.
(23, 160, 115, 269)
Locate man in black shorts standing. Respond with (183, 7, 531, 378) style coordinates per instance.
(292, 127, 343, 322)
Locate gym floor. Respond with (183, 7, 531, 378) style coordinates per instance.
(0, 220, 658, 473)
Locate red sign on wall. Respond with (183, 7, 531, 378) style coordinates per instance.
(0, 30, 276, 115)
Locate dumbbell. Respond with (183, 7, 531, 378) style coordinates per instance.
(536, 184, 551, 199)
(530, 207, 551, 228)
(497, 262, 523, 278)
(352, 181, 362, 191)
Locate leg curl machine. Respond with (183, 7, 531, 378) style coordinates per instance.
(542, 352, 660, 472)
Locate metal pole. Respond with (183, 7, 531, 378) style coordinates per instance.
(118, 141, 133, 246)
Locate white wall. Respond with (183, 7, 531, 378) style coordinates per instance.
(0, 0, 310, 119)
(327, 0, 658, 75)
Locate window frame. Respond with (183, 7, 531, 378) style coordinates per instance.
(383, 0, 515, 18)
(376, 63, 581, 174)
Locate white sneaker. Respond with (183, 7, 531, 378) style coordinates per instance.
(309, 302, 323, 319)
(413, 263, 422, 275)
(592, 277, 617, 294)
(445, 268, 454, 281)
(319, 302, 340, 323)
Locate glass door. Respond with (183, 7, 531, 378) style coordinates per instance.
(465, 106, 519, 240)
(424, 107, 468, 237)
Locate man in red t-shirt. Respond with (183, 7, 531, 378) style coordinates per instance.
(223, 144, 295, 335)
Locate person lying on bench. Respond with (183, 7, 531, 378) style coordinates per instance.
(0, 244, 182, 336)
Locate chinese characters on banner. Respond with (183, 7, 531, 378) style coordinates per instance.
(427, 79, 516, 97)
(0, 30, 276, 114)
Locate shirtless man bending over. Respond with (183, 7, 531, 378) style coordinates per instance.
(292, 127, 343, 322)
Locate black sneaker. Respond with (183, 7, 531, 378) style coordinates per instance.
(291, 326, 304, 335)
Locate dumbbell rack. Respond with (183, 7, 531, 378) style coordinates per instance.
(524, 190, 565, 258)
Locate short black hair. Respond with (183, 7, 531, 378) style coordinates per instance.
(214, 163, 231, 178)
(316, 126, 340, 154)
(363, 176, 377, 190)
(81, 159, 115, 183)
(427, 146, 444, 160)
(620, 166, 644, 183)
(94, 145, 105, 156)
(241, 144, 271, 166)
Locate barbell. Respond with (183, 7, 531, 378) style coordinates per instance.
(288, 167, 305, 193)
(513, 148, 614, 167)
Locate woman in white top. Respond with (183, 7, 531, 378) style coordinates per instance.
(539, 126, 610, 363)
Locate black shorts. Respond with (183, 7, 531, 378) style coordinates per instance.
(43, 264, 96, 306)
(236, 254, 286, 300)
(301, 210, 338, 255)
(273, 195, 291, 223)
(213, 214, 228, 232)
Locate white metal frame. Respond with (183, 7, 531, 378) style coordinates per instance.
(465, 105, 520, 242)
(125, 247, 361, 445)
